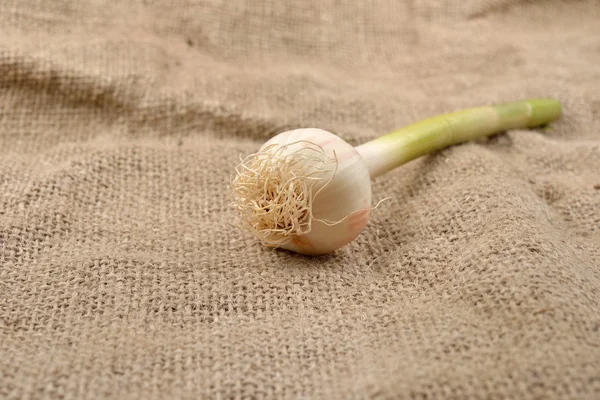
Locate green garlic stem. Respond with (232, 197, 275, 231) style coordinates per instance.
(355, 99, 562, 179)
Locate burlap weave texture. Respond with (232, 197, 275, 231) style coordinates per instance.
(1, 0, 600, 399)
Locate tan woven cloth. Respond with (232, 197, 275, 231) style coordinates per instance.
(2, 1, 600, 398)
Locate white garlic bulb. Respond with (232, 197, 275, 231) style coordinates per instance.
(231, 128, 372, 255)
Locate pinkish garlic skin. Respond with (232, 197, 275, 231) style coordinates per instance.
(259, 128, 372, 255)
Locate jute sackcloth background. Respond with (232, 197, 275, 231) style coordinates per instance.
(1, 0, 599, 399)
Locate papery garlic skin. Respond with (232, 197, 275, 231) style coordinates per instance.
(236, 128, 372, 256)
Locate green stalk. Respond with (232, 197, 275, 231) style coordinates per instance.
(355, 99, 562, 178)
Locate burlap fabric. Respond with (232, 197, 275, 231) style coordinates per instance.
(1, 0, 599, 399)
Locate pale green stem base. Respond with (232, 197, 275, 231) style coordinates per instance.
(355, 99, 562, 179)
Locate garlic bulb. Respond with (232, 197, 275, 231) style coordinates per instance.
(230, 99, 562, 256)
(231, 128, 372, 255)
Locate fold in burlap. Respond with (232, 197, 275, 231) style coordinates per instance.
(1, 1, 599, 399)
